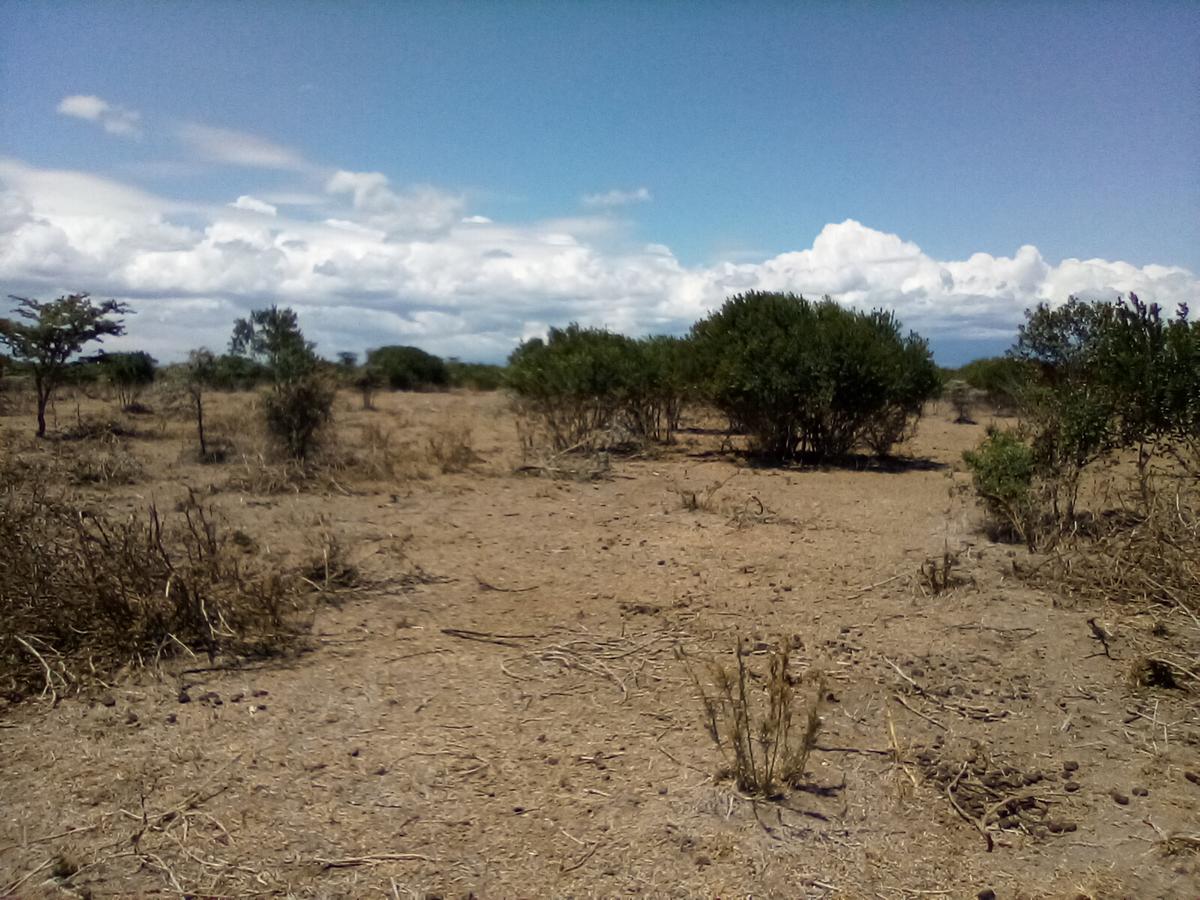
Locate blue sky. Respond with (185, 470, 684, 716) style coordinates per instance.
(1, 1, 1197, 364)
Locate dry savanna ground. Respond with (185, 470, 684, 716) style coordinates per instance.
(1, 385, 1197, 899)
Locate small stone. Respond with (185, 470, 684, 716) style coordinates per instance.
(1064, 781, 1081, 792)
(256, 703, 268, 711)
(373, 766, 387, 776)
(1184, 771, 1200, 786)
(252, 689, 269, 697)
(694, 855, 711, 867)
(1132, 785, 1149, 797)
(978, 890, 997, 900)
(165, 713, 177, 724)
(124, 711, 139, 725)
(100, 694, 116, 707)
(177, 690, 191, 704)
(1063, 760, 1080, 773)
(658, 786, 668, 795)
(1111, 790, 1130, 805)
(231, 692, 244, 703)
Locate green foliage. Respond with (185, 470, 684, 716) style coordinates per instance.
(209, 353, 269, 390)
(229, 305, 316, 383)
(229, 306, 332, 460)
(506, 324, 689, 450)
(507, 324, 639, 450)
(0, 293, 131, 436)
(952, 356, 1032, 412)
(690, 291, 941, 460)
(367, 345, 449, 391)
(99, 350, 157, 408)
(262, 376, 335, 461)
(962, 427, 1038, 544)
(446, 359, 506, 391)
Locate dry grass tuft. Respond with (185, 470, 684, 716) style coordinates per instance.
(693, 638, 824, 798)
(0, 481, 315, 699)
(426, 422, 480, 473)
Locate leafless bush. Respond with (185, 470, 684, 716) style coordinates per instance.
(0, 485, 315, 699)
(693, 639, 824, 797)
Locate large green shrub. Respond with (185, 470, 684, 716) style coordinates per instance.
(689, 292, 941, 460)
(367, 345, 449, 391)
(952, 356, 1033, 413)
(506, 324, 642, 450)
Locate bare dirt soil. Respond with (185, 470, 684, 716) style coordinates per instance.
(2, 389, 1198, 899)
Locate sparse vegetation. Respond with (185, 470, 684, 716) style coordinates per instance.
(693, 639, 824, 798)
(0, 481, 312, 698)
(99, 350, 157, 409)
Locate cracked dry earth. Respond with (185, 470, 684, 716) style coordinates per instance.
(2, 391, 1198, 899)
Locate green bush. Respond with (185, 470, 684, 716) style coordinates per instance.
(98, 350, 157, 408)
(446, 360, 506, 391)
(506, 324, 641, 451)
(367, 345, 449, 391)
(690, 292, 941, 460)
(962, 427, 1038, 544)
(952, 356, 1032, 413)
(262, 376, 335, 461)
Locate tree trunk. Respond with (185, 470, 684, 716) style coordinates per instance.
(193, 389, 207, 457)
(35, 377, 49, 438)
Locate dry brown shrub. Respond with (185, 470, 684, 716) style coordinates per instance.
(693, 639, 824, 797)
(0, 480, 315, 699)
(426, 422, 480, 473)
(1030, 470, 1198, 685)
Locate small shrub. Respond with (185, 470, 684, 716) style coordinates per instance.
(694, 639, 824, 798)
(261, 375, 335, 461)
(962, 427, 1039, 545)
(426, 423, 480, 473)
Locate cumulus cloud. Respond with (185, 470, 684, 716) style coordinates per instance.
(177, 123, 310, 171)
(0, 158, 1194, 361)
(325, 170, 464, 237)
(229, 195, 278, 216)
(56, 94, 142, 137)
(582, 186, 652, 208)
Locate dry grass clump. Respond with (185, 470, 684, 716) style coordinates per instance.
(693, 639, 824, 798)
(426, 422, 480, 473)
(0, 483, 313, 700)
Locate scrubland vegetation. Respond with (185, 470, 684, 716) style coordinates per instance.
(1, 289, 1197, 897)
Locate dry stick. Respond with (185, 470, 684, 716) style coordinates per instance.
(559, 841, 601, 874)
(475, 575, 539, 593)
(885, 702, 920, 789)
(0, 823, 99, 853)
(946, 762, 994, 852)
(440, 628, 539, 647)
(1, 856, 54, 896)
(892, 693, 947, 731)
(842, 573, 905, 602)
(13, 635, 59, 702)
(316, 853, 434, 869)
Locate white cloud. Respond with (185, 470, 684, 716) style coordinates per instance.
(582, 186, 652, 208)
(177, 123, 310, 171)
(0, 158, 1194, 362)
(229, 195, 278, 216)
(325, 170, 464, 237)
(462, 215, 493, 224)
(56, 94, 142, 137)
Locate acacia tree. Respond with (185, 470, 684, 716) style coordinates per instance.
(0, 294, 131, 437)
